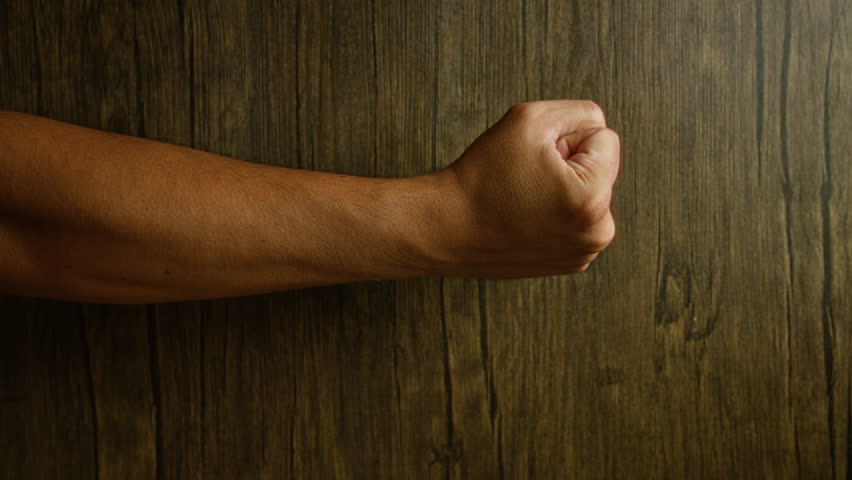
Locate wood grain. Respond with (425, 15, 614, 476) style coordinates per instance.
(1, 0, 849, 478)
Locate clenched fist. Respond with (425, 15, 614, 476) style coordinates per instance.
(430, 100, 620, 278)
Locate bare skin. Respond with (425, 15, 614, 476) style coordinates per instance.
(0, 100, 619, 303)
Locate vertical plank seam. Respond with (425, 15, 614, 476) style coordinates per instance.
(432, 0, 440, 175)
(294, 0, 303, 170)
(189, 30, 196, 149)
(439, 288, 455, 479)
(479, 278, 503, 476)
(594, 2, 607, 104)
(133, 8, 146, 138)
(291, 2, 302, 472)
(181, 0, 196, 149)
(147, 307, 164, 480)
(182, 2, 204, 473)
(846, 379, 851, 480)
(607, 0, 617, 107)
(527, 434, 535, 478)
(820, 0, 848, 474)
(370, 0, 379, 176)
(79, 313, 100, 480)
(382, 0, 404, 454)
(30, 8, 43, 115)
(199, 307, 206, 475)
(754, 0, 764, 183)
(540, 0, 548, 98)
(290, 373, 297, 479)
(431, 2, 455, 477)
(392, 298, 404, 447)
(779, 1, 803, 476)
(521, 0, 528, 99)
(653, 210, 664, 325)
(479, 280, 496, 426)
(497, 415, 505, 480)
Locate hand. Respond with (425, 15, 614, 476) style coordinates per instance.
(434, 100, 620, 278)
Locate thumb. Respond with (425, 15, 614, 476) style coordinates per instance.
(558, 127, 620, 192)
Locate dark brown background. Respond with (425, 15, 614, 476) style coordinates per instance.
(1, 0, 850, 478)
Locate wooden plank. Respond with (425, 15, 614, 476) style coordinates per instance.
(373, 2, 447, 478)
(148, 304, 204, 480)
(130, 2, 204, 480)
(53, 1, 159, 477)
(825, 3, 852, 479)
(179, 2, 292, 478)
(0, 0, 40, 114)
(1, 1, 159, 479)
(771, 0, 830, 474)
(290, 0, 402, 476)
(0, 2, 99, 479)
(781, 1, 850, 477)
(0, 0, 849, 478)
(434, 0, 529, 477)
(485, 2, 622, 476)
(0, 302, 98, 480)
(80, 308, 156, 480)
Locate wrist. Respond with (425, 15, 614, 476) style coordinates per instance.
(392, 170, 471, 277)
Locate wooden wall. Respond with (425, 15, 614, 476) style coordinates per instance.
(1, 0, 849, 478)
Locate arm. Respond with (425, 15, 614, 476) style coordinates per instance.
(0, 101, 619, 303)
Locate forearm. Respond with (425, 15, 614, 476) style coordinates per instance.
(0, 111, 451, 303)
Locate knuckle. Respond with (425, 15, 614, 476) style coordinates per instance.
(508, 102, 529, 116)
(571, 211, 615, 254)
(601, 127, 620, 146)
(508, 102, 540, 120)
(583, 217, 615, 253)
(595, 128, 621, 168)
(601, 218, 616, 247)
(567, 253, 598, 270)
(569, 263, 590, 273)
(573, 192, 610, 225)
(581, 238, 608, 255)
(578, 100, 606, 124)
